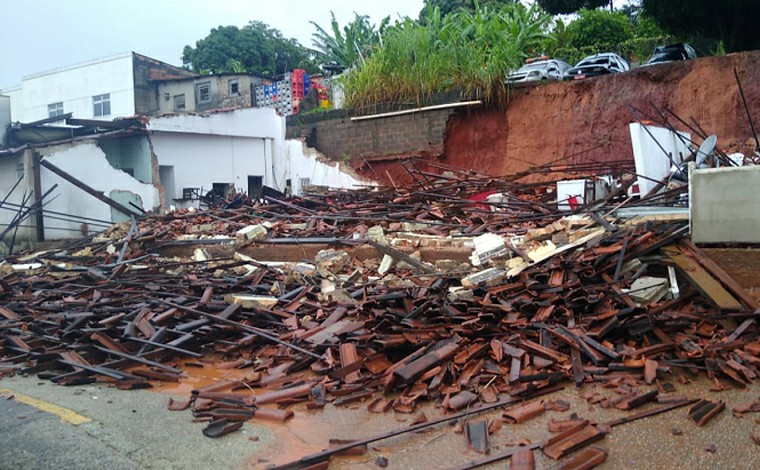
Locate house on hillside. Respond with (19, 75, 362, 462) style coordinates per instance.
(0, 52, 195, 123)
(154, 74, 264, 114)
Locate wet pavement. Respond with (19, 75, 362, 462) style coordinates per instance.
(1, 370, 759, 469)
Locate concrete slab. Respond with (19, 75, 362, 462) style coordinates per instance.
(691, 165, 760, 243)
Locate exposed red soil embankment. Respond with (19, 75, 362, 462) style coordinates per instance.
(368, 51, 760, 186)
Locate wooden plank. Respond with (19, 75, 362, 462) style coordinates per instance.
(662, 245, 743, 310)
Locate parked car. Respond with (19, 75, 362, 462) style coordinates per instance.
(563, 53, 630, 80)
(643, 43, 697, 66)
(507, 58, 571, 84)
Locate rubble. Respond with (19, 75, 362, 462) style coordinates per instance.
(1, 158, 760, 468)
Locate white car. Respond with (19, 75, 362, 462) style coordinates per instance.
(507, 59, 571, 84)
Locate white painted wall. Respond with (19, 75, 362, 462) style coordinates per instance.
(281, 140, 372, 195)
(150, 132, 267, 203)
(0, 96, 10, 145)
(0, 152, 35, 247)
(629, 123, 691, 196)
(3, 53, 136, 123)
(148, 107, 285, 206)
(147, 107, 284, 138)
(38, 141, 159, 239)
(0, 86, 23, 122)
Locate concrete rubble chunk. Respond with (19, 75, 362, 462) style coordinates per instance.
(223, 294, 278, 308)
(462, 268, 507, 289)
(378, 254, 394, 275)
(470, 233, 509, 266)
(192, 249, 209, 262)
(315, 249, 350, 273)
(236, 224, 268, 240)
(625, 276, 669, 304)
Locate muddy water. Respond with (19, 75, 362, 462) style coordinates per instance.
(146, 360, 467, 469)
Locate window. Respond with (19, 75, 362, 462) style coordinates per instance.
(173, 94, 186, 112)
(299, 177, 311, 189)
(92, 93, 111, 117)
(47, 102, 64, 118)
(16, 163, 24, 181)
(229, 79, 240, 96)
(196, 82, 211, 103)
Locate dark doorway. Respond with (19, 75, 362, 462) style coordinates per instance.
(248, 176, 263, 198)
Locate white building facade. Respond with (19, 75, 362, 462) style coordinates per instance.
(0, 52, 194, 123)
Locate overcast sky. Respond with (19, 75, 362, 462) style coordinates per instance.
(0, 0, 425, 88)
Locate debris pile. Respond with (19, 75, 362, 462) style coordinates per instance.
(1, 161, 759, 468)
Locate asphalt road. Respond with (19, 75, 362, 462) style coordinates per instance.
(0, 375, 272, 470)
(2, 373, 760, 469)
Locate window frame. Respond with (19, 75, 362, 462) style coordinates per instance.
(173, 94, 186, 112)
(47, 102, 64, 118)
(196, 81, 211, 104)
(92, 93, 111, 117)
(229, 79, 240, 96)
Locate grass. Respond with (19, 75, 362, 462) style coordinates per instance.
(340, 3, 552, 109)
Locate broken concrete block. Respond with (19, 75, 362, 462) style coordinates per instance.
(378, 254, 394, 275)
(470, 233, 509, 267)
(320, 279, 336, 296)
(190, 224, 214, 233)
(397, 251, 425, 271)
(435, 259, 463, 271)
(366, 225, 387, 245)
(193, 249, 209, 262)
(314, 249, 350, 272)
(462, 268, 507, 289)
(236, 224, 268, 240)
(448, 286, 475, 302)
(401, 222, 429, 232)
(625, 276, 669, 304)
(223, 294, 278, 309)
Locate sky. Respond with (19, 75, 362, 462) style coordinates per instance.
(0, 0, 425, 88)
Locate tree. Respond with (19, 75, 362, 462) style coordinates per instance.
(642, 0, 760, 52)
(566, 8, 633, 51)
(419, 0, 517, 20)
(536, 0, 611, 15)
(182, 21, 317, 76)
(310, 12, 389, 71)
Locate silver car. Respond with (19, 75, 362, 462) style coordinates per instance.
(507, 59, 571, 83)
(563, 53, 630, 80)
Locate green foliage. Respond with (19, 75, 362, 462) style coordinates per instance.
(310, 12, 389, 71)
(566, 8, 633, 51)
(642, 0, 760, 52)
(543, 3, 673, 66)
(536, 0, 611, 15)
(342, 2, 552, 109)
(182, 21, 318, 76)
(419, 0, 518, 19)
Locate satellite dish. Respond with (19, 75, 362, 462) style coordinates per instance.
(696, 135, 717, 167)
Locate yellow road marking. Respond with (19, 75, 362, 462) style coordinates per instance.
(0, 388, 92, 425)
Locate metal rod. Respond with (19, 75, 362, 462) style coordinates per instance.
(734, 67, 760, 151)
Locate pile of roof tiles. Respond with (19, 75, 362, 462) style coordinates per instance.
(1, 161, 758, 466)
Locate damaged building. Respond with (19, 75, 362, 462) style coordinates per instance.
(0, 107, 367, 249)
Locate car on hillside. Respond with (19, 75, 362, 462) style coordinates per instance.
(642, 43, 697, 66)
(507, 58, 571, 84)
(563, 53, 630, 80)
